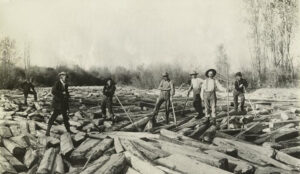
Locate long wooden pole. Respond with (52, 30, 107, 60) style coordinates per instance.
(226, 70, 230, 128)
(170, 97, 177, 125)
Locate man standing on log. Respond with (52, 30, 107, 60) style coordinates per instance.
(152, 72, 175, 125)
(101, 78, 116, 121)
(46, 72, 71, 136)
(187, 71, 204, 118)
(233, 72, 248, 113)
(201, 69, 226, 124)
(21, 78, 37, 105)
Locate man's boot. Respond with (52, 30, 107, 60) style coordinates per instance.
(45, 124, 51, 136)
(165, 115, 169, 124)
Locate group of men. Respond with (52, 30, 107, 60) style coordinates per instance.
(22, 68, 248, 136)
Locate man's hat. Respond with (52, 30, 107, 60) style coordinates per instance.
(235, 72, 242, 77)
(58, 72, 67, 77)
(205, 69, 217, 77)
(190, 70, 198, 75)
(162, 72, 169, 77)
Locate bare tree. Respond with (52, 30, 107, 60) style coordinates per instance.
(215, 44, 230, 78)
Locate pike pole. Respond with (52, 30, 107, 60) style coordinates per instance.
(170, 97, 177, 125)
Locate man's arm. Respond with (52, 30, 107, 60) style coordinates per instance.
(158, 80, 163, 90)
(200, 81, 205, 99)
(187, 84, 193, 96)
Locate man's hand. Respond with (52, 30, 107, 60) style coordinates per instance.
(239, 84, 243, 88)
(187, 92, 190, 97)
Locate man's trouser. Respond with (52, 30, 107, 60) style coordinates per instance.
(46, 109, 70, 135)
(24, 91, 37, 104)
(233, 91, 245, 112)
(203, 91, 217, 118)
(101, 96, 114, 117)
(193, 93, 204, 116)
(152, 92, 170, 124)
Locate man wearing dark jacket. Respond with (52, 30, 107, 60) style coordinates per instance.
(233, 72, 248, 112)
(101, 78, 116, 120)
(21, 78, 37, 105)
(46, 72, 71, 136)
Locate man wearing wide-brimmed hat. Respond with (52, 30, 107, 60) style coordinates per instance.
(152, 72, 175, 125)
(201, 69, 226, 124)
(233, 72, 248, 112)
(46, 71, 71, 136)
(187, 70, 204, 118)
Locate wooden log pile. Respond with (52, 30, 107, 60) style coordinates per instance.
(0, 86, 300, 173)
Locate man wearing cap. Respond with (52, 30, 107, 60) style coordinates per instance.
(187, 71, 204, 118)
(46, 72, 71, 136)
(101, 78, 116, 121)
(201, 69, 226, 124)
(152, 72, 175, 125)
(233, 72, 248, 112)
(21, 78, 37, 105)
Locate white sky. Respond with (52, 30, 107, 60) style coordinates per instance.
(0, 0, 299, 72)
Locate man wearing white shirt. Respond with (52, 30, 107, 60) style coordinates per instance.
(201, 69, 226, 124)
(187, 71, 204, 118)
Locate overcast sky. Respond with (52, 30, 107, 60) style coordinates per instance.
(0, 0, 299, 72)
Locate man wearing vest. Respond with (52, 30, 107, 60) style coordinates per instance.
(233, 72, 248, 112)
(187, 70, 204, 118)
(152, 72, 175, 125)
(201, 69, 226, 124)
(46, 72, 71, 136)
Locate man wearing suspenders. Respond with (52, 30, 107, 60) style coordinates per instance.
(152, 72, 175, 125)
(201, 69, 226, 124)
(187, 70, 204, 118)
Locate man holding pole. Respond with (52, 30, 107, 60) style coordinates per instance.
(21, 78, 37, 105)
(101, 78, 116, 121)
(201, 69, 226, 125)
(152, 72, 175, 125)
(187, 71, 204, 118)
(233, 72, 248, 113)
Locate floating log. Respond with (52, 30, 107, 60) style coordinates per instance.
(85, 138, 113, 162)
(94, 153, 126, 174)
(201, 125, 217, 143)
(0, 147, 27, 172)
(124, 151, 165, 174)
(60, 133, 74, 156)
(88, 131, 159, 140)
(114, 137, 124, 153)
(37, 148, 57, 174)
(70, 138, 101, 166)
(0, 153, 17, 174)
(24, 148, 38, 169)
(205, 150, 254, 174)
(0, 126, 12, 138)
(155, 154, 232, 174)
(80, 155, 110, 174)
(158, 140, 228, 170)
(54, 154, 64, 174)
(131, 139, 169, 158)
(120, 138, 148, 161)
(187, 123, 209, 138)
(121, 116, 151, 131)
(126, 167, 142, 174)
(2, 138, 26, 158)
(280, 146, 300, 158)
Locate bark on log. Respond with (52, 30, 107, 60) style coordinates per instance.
(124, 151, 166, 174)
(213, 137, 295, 170)
(80, 155, 110, 174)
(205, 150, 255, 174)
(114, 137, 124, 153)
(85, 138, 113, 162)
(60, 133, 74, 156)
(0, 126, 12, 138)
(158, 140, 228, 170)
(24, 148, 38, 169)
(94, 153, 126, 174)
(88, 131, 159, 140)
(121, 116, 151, 131)
(2, 139, 26, 157)
(0, 147, 27, 172)
(155, 154, 232, 174)
(37, 148, 57, 174)
(0, 153, 17, 174)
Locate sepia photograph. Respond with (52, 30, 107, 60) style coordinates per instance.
(0, 0, 300, 173)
